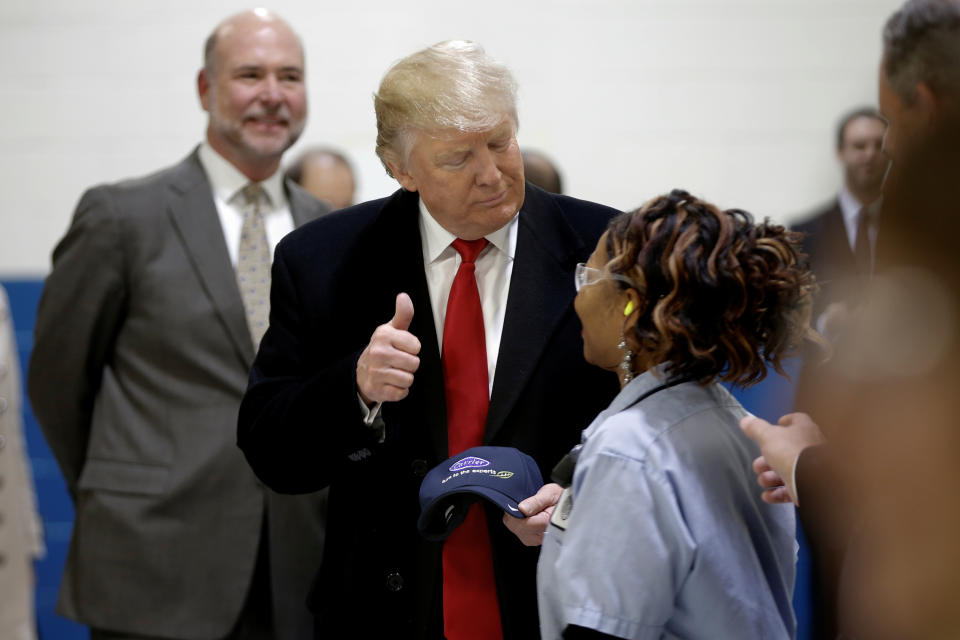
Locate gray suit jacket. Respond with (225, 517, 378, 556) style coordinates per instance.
(28, 149, 329, 640)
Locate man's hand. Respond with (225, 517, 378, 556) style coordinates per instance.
(357, 293, 421, 404)
(740, 412, 826, 505)
(750, 457, 794, 505)
(502, 482, 563, 547)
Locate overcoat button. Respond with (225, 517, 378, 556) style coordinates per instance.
(411, 459, 429, 477)
(385, 571, 404, 592)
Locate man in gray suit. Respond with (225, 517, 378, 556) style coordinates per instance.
(28, 10, 328, 640)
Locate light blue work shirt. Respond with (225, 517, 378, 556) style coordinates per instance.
(537, 367, 796, 640)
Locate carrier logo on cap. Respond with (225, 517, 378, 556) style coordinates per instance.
(450, 456, 491, 472)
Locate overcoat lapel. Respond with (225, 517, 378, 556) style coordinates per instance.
(166, 151, 255, 370)
(485, 187, 587, 443)
(374, 191, 448, 462)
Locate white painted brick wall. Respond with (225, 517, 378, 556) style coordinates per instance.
(0, 0, 903, 274)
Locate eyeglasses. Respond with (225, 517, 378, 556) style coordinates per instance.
(574, 263, 638, 292)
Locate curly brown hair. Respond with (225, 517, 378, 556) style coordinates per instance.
(603, 189, 817, 387)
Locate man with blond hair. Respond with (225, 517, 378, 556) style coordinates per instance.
(238, 41, 619, 638)
(30, 10, 328, 640)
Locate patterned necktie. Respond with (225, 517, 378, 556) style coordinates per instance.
(236, 183, 271, 349)
(441, 238, 503, 640)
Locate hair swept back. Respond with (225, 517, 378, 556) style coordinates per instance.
(373, 40, 519, 178)
(883, 0, 960, 103)
(835, 106, 886, 149)
(603, 189, 818, 387)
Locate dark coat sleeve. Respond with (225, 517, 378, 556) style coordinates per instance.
(237, 230, 382, 494)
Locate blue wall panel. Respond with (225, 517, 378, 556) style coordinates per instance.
(4, 278, 88, 640)
(726, 358, 812, 640)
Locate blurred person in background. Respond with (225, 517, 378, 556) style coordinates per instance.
(284, 146, 356, 210)
(792, 107, 888, 336)
(536, 190, 814, 640)
(743, 1, 960, 637)
(28, 10, 328, 640)
(0, 285, 45, 640)
(521, 149, 563, 194)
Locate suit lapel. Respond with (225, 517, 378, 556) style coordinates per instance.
(166, 151, 255, 369)
(827, 201, 856, 264)
(286, 179, 327, 226)
(485, 187, 586, 443)
(374, 191, 449, 461)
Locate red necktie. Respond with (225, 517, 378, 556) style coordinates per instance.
(441, 238, 502, 640)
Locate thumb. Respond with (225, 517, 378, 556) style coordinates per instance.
(389, 292, 415, 330)
(518, 483, 563, 517)
(739, 414, 771, 444)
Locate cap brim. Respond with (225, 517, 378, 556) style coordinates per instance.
(418, 485, 526, 541)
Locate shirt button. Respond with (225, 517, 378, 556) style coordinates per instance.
(411, 459, 429, 478)
(385, 571, 404, 592)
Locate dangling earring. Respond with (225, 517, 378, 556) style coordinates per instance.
(618, 333, 634, 385)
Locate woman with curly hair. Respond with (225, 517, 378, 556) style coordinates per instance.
(536, 189, 817, 640)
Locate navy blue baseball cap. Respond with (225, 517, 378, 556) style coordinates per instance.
(418, 446, 544, 541)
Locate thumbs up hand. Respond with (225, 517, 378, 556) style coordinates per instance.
(357, 293, 422, 404)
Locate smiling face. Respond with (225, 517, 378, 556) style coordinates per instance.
(387, 119, 525, 240)
(574, 235, 636, 377)
(199, 12, 306, 181)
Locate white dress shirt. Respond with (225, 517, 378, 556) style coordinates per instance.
(197, 143, 294, 263)
(418, 198, 518, 396)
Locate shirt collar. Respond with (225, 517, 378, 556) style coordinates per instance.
(837, 185, 865, 227)
(417, 196, 518, 264)
(581, 364, 683, 440)
(198, 142, 285, 209)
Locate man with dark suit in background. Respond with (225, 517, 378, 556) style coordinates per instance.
(28, 10, 329, 640)
(792, 107, 888, 333)
(237, 40, 620, 639)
